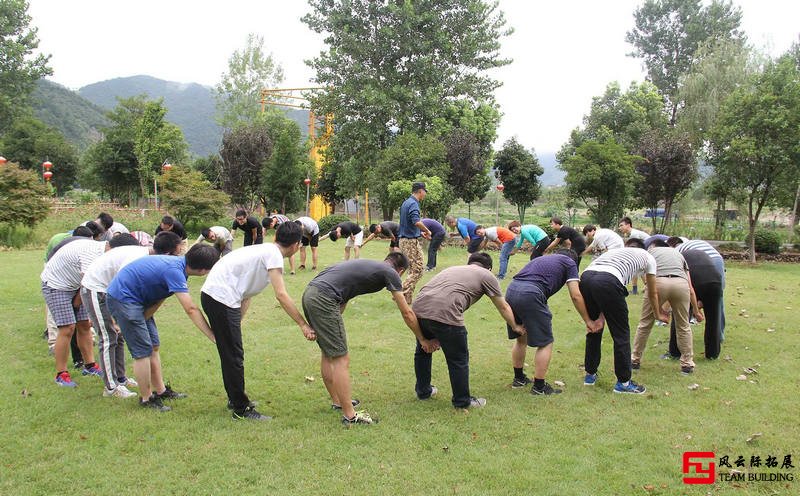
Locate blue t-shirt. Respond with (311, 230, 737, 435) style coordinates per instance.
(511, 254, 579, 299)
(644, 234, 670, 248)
(107, 255, 189, 305)
(398, 195, 421, 238)
(457, 218, 480, 240)
(515, 225, 548, 248)
(422, 218, 445, 236)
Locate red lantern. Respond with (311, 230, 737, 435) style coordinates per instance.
(43, 171, 53, 181)
(0, 156, 7, 165)
(43, 161, 53, 170)
(162, 162, 172, 171)
(303, 178, 311, 186)
(496, 183, 505, 192)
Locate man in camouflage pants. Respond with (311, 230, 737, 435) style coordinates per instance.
(398, 182, 432, 303)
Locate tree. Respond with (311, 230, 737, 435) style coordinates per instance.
(493, 138, 544, 224)
(442, 128, 489, 205)
(0, 159, 50, 225)
(707, 56, 800, 262)
(133, 100, 188, 197)
(192, 154, 223, 189)
(214, 33, 284, 129)
(387, 175, 451, 221)
(0, 0, 52, 131)
(559, 139, 640, 227)
(626, 0, 745, 124)
(219, 120, 273, 210)
(259, 110, 308, 213)
(634, 130, 697, 232)
(315, 161, 345, 213)
(159, 166, 231, 228)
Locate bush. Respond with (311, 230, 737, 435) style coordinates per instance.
(716, 242, 742, 252)
(746, 229, 781, 254)
(318, 214, 353, 235)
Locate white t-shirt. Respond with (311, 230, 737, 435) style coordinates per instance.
(589, 228, 624, 253)
(82, 245, 150, 292)
(627, 227, 649, 240)
(201, 243, 285, 308)
(584, 248, 657, 286)
(483, 227, 499, 242)
(295, 217, 320, 236)
(41, 239, 107, 290)
(196, 226, 233, 245)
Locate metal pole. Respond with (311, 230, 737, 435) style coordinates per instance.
(495, 191, 500, 226)
(306, 183, 310, 217)
(154, 177, 158, 211)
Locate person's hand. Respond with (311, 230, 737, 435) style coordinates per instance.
(511, 323, 526, 336)
(657, 310, 671, 323)
(422, 231, 431, 240)
(420, 338, 439, 353)
(301, 324, 316, 341)
(693, 310, 704, 323)
(586, 318, 604, 333)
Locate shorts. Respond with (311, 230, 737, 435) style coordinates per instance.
(467, 237, 483, 253)
(302, 285, 348, 357)
(106, 295, 160, 359)
(302, 233, 320, 247)
(42, 281, 88, 326)
(345, 231, 364, 248)
(505, 281, 553, 347)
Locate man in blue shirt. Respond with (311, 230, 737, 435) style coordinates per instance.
(106, 244, 219, 411)
(398, 182, 432, 303)
(445, 215, 483, 255)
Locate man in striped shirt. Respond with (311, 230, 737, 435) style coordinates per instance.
(618, 217, 649, 294)
(579, 238, 669, 394)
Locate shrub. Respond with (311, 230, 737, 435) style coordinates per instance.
(746, 229, 781, 254)
(716, 242, 742, 252)
(318, 214, 353, 235)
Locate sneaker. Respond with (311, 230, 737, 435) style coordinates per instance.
(417, 386, 438, 400)
(103, 385, 136, 398)
(73, 360, 84, 369)
(342, 411, 374, 425)
(81, 363, 103, 377)
(298, 264, 306, 270)
(119, 377, 138, 388)
(311, 266, 317, 271)
(583, 373, 597, 386)
(55, 371, 77, 388)
(511, 375, 533, 389)
(156, 385, 187, 400)
(689, 317, 698, 325)
(139, 394, 171, 412)
(660, 353, 678, 360)
(531, 383, 562, 395)
(655, 320, 668, 326)
(631, 287, 639, 295)
(227, 400, 257, 411)
(232, 406, 271, 421)
(331, 398, 361, 410)
(613, 380, 647, 394)
(468, 397, 487, 408)
(631, 361, 641, 370)
(680, 366, 694, 375)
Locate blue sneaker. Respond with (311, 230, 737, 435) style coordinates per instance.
(613, 380, 646, 394)
(81, 363, 102, 377)
(55, 371, 77, 387)
(583, 373, 597, 386)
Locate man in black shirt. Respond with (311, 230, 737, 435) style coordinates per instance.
(322, 221, 363, 260)
(544, 217, 587, 268)
(231, 209, 263, 246)
(363, 221, 400, 253)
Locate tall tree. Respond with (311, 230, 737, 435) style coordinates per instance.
(626, 0, 745, 125)
(214, 33, 284, 129)
(219, 120, 274, 210)
(259, 110, 309, 213)
(159, 166, 231, 227)
(133, 100, 188, 197)
(0, 0, 52, 132)
(192, 154, 223, 189)
(493, 138, 544, 224)
(0, 160, 50, 227)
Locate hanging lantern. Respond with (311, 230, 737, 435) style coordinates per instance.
(43, 161, 53, 170)
(496, 183, 505, 192)
(162, 162, 172, 171)
(303, 178, 311, 186)
(0, 156, 7, 165)
(43, 171, 53, 181)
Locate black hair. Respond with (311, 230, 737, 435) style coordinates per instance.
(328, 229, 339, 242)
(84, 221, 103, 238)
(384, 252, 409, 271)
(275, 221, 303, 247)
(368, 223, 378, 234)
(97, 212, 114, 230)
(555, 248, 579, 264)
(185, 243, 219, 271)
(72, 226, 93, 238)
(475, 225, 484, 233)
(625, 238, 646, 249)
(649, 239, 669, 248)
(582, 224, 596, 236)
(153, 231, 182, 254)
(667, 236, 684, 247)
(620, 216, 633, 226)
(200, 227, 211, 239)
(109, 233, 139, 248)
(550, 216, 563, 226)
(161, 215, 175, 226)
(235, 209, 247, 217)
(468, 252, 493, 270)
(261, 217, 276, 230)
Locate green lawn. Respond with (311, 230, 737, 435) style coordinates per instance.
(1, 239, 797, 495)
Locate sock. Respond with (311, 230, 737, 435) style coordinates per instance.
(534, 378, 545, 390)
(514, 367, 525, 380)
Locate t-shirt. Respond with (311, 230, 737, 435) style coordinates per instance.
(378, 221, 399, 239)
(556, 226, 586, 253)
(197, 226, 233, 246)
(515, 225, 548, 248)
(231, 216, 263, 245)
(41, 239, 108, 291)
(308, 259, 402, 304)
(643, 234, 669, 248)
(421, 218, 445, 236)
(268, 214, 291, 226)
(106, 255, 189, 306)
(337, 222, 362, 237)
(107, 222, 129, 237)
(627, 228, 649, 240)
(412, 264, 502, 326)
(44, 232, 74, 261)
(457, 218, 480, 240)
(155, 219, 187, 240)
(512, 254, 579, 298)
(583, 248, 658, 286)
(648, 247, 688, 279)
(485, 227, 516, 244)
(676, 239, 723, 262)
(398, 195, 421, 238)
(201, 243, 284, 308)
(82, 246, 151, 292)
(295, 217, 320, 236)
(589, 228, 624, 253)
(681, 250, 723, 286)
(130, 231, 154, 247)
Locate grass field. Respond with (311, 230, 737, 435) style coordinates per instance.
(1, 237, 798, 495)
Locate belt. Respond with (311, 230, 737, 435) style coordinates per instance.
(657, 274, 683, 278)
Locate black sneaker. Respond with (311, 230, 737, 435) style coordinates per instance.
(227, 400, 257, 411)
(140, 394, 171, 412)
(631, 361, 641, 370)
(156, 385, 187, 400)
(342, 411, 374, 425)
(511, 376, 533, 388)
(331, 398, 361, 410)
(73, 360, 84, 369)
(681, 366, 694, 375)
(232, 406, 271, 421)
(531, 383, 562, 395)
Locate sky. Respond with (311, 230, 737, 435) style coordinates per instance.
(27, 0, 800, 153)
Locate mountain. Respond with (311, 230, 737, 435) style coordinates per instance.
(537, 151, 564, 186)
(31, 79, 109, 151)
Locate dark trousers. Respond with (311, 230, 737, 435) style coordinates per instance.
(414, 318, 471, 408)
(580, 271, 632, 383)
(530, 237, 551, 260)
(426, 232, 446, 270)
(200, 292, 251, 411)
(669, 281, 722, 359)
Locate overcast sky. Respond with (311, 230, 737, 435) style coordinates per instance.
(28, 0, 800, 153)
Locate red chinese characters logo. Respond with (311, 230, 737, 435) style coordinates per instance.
(683, 451, 716, 484)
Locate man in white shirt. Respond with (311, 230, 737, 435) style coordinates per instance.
(294, 217, 320, 271)
(618, 217, 650, 295)
(581, 225, 624, 257)
(200, 222, 316, 421)
(197, 226, 234, 256)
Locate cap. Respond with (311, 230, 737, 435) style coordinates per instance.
(412, 182, 427, 193)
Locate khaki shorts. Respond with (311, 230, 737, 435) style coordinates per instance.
(302, 285, 348, 357)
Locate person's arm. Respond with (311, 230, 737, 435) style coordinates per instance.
(685, 271, 704, 323)
(143, 299, 166, 320)
(581, 240, 594, 257)
(566, 281, 603, 332)
(173, 292, 215, 343)
(269, 268, 316, 340)
(361, 233, 376, 246)
(250, 226, 258, 241)
(414, 220, 431, 239)
(391, 291, 438, 353)
(644, 274, 670, 322)
(195, 234, 206, 245)
(240, 297, 251, 319)
(489, 296, 526, 336)
(544, 237, 560, 253)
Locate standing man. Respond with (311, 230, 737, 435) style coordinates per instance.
(197, 226, 234, 257)
(444, 215, 482, 255)
(544, 217, 587, 268)
(201, 222, 316, 421)
(476, 225, 517, 280)
(579, 239, 668, 394)
(413, 252, 525, 408)
(508, 221, 550, 260)
(618, 217, 649, 294)
(302, 253, 437, 425)
(505, 249, 603, 395)
(106, 244, 219, 411)
(323, 220, 364, 260)
(231, 209, 263, 246)
(294, 216, 320, 271)
(581, 225, 624, 257)
(363, 221, 401, 253)
(398, 182, 432, 303)
(422, 218, 446, 272)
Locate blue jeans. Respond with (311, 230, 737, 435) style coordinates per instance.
(498, 240, 515, 279)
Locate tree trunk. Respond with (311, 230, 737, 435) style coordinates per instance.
(517, 205, 526, 225)
(748, 218, 757, 264)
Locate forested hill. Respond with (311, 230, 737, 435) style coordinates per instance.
(31, 79, 108, 151)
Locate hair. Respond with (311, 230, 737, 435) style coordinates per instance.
(235, 209, 247, 218)
(185, 243, 219, 271)
(507, 220, 521, 230)
(620, 216, 633, 227)
(649, 238, 669, 248)
(84, 221, 103, 239)
(108, 233, 139, 248)
(72, 226, 94, 238)
(161, 215, 175, 226)
(97, 212, 114, 230)
(667, 236, 684, 247)
(328, 229, 339, 242)
(555, 248, 579, 264)
(474, 225, 484, 233)
(200, 227, 211, 239)
(468, 252, 493, 270)
(153, 231, 182, 254)
(275, 221, 303, 247)
(368, 223, 378, 234)
(625, 238, 646, 249)
(550, 216, 563, 226)
(261, 217, 276, 230)
(445, 215, 456, 224)
(582, 224, 596, 235)
(411, 182, 426, 193)
(384, 252, 409, 271)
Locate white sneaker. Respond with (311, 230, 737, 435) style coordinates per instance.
(121, 377, 138, 388)
(103, 385, 136, 398)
